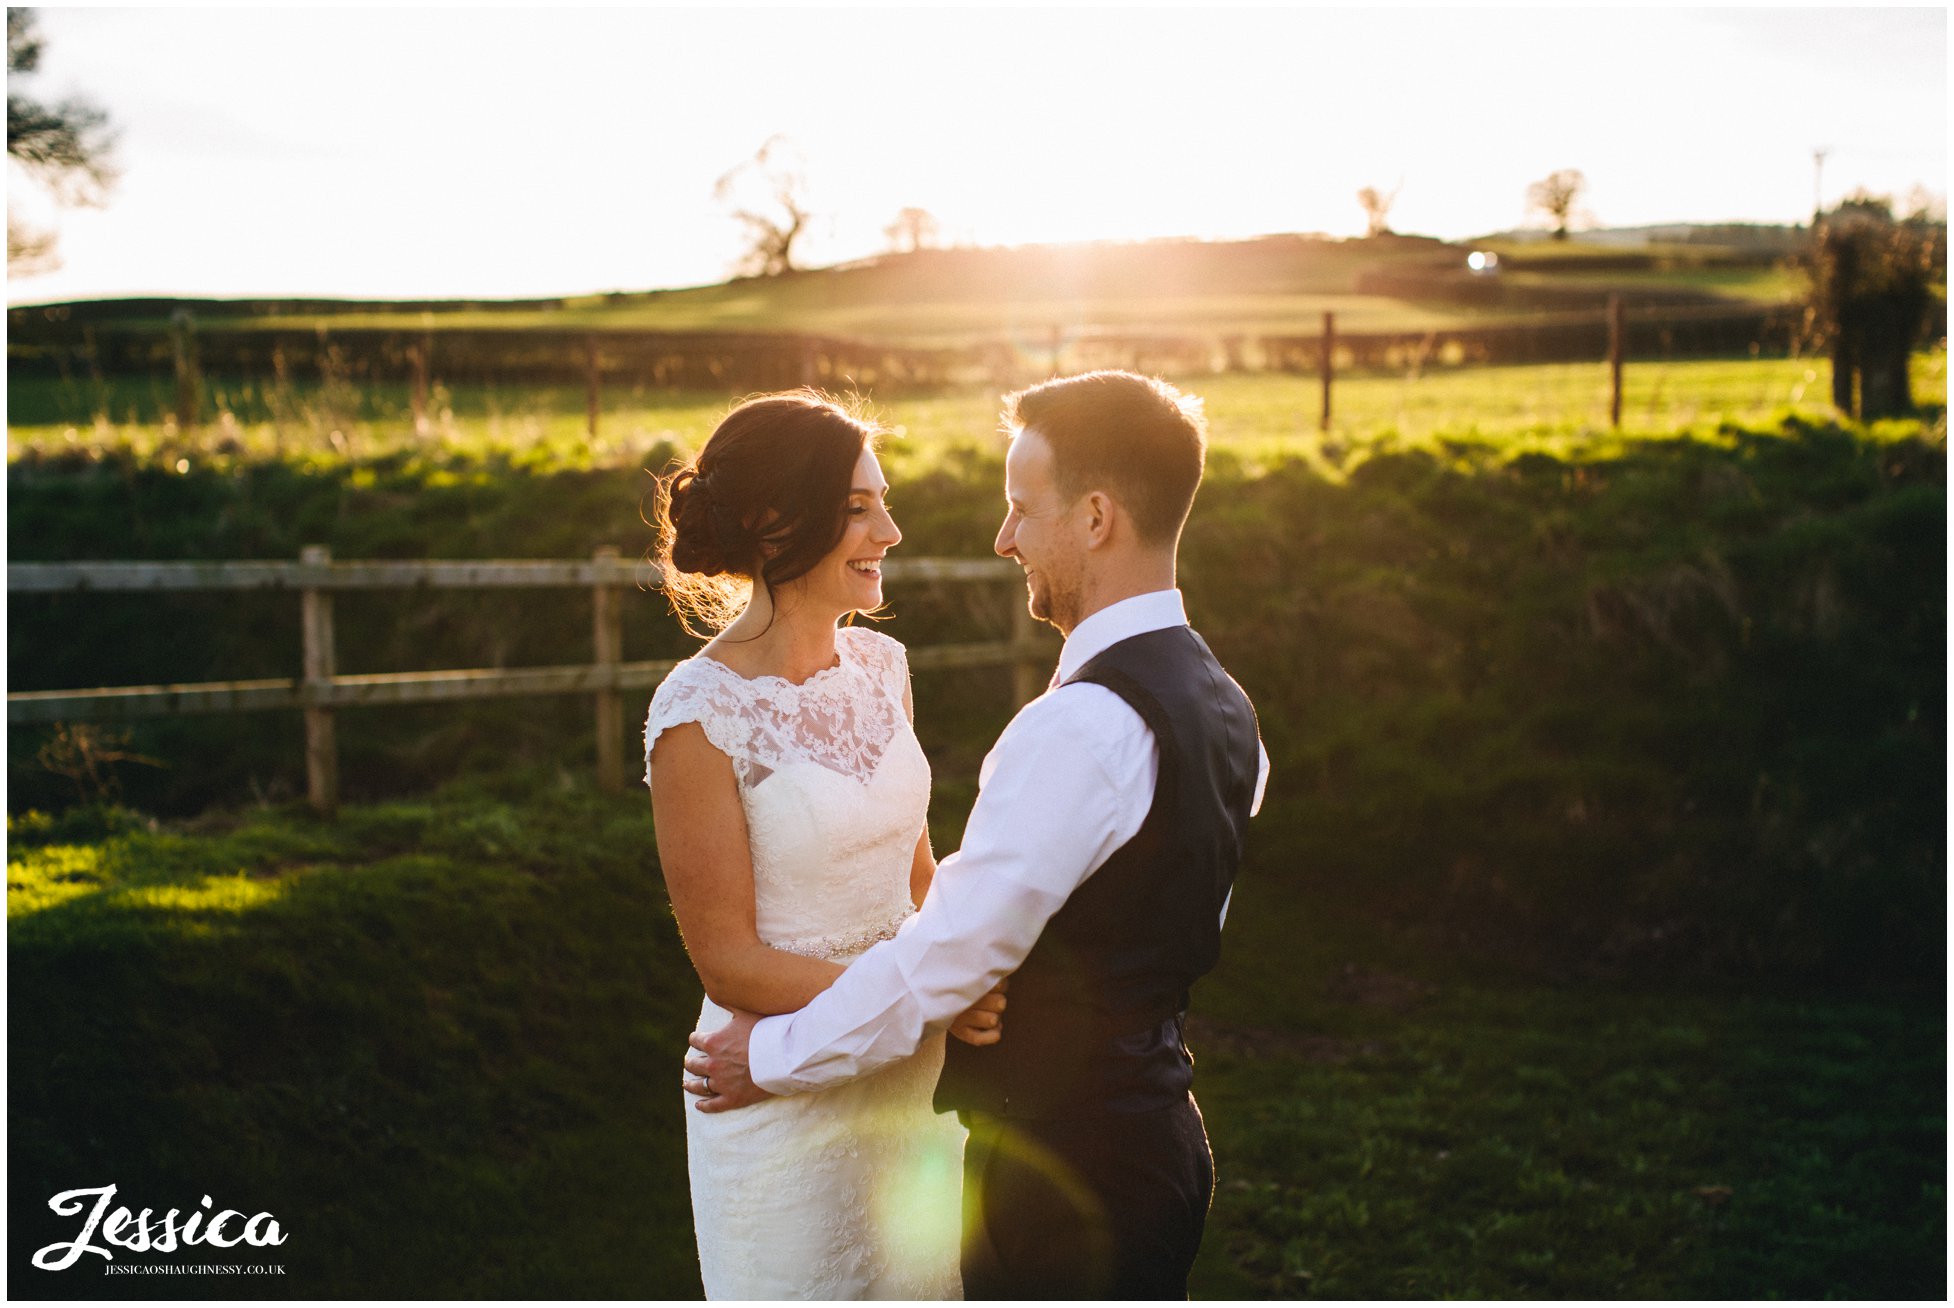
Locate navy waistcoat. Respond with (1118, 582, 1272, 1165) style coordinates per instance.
(935, 624, 1261, 1120)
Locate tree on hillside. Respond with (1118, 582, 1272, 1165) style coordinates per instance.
(1808, 190, 1945, 419)
(1526, 168, 1586, 241)
(7, 8, 118, 274)
(1356, 185, 1398, 239)
(883, 206, 939, 254)
(714, 134, 810, 278)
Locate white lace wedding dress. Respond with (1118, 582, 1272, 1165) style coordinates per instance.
(643, 625, 965, 1300)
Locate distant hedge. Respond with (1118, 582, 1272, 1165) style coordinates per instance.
(9, 418, 1943, 982)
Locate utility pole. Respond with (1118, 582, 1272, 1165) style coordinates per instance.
(1812, 147, 1830, 224)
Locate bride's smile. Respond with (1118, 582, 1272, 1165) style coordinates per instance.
(816, 447, 900, 616)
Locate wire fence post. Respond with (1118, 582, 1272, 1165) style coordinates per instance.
(1609, 294, 1625, 428)
(1319, 311, 1336, 432)
(300, 544, 339, 817)
(171, 308, 200, 432)
(410, 334, 431, 436)
(592, 545, 624, 793)
(585, 334, 602, 440)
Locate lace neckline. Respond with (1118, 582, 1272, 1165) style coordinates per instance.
(695, 639, 851, 694)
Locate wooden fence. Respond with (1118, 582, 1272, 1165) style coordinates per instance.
(8, 299, 1801, 420)
(8, 549, 1051, 815)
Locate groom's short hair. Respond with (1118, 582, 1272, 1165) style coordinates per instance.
(1002, 370, 1207, 546)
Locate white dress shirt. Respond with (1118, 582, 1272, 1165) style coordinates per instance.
(747, 588, 1270, 1096)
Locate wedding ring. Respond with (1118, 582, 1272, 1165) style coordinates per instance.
(703, 1075, 713, 1094)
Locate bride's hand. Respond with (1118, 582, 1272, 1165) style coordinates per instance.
(949, 978, 1008, 1047)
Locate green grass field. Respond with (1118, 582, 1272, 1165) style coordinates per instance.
(9, 352, 1944, 475)
(8, 779, 1942, 1299)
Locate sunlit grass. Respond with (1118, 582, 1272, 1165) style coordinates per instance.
(7, 811, 307, 930)
(6, 843, 109, 916)
(9, 351, 1945, 475)
(116, 874, 288, 916)
(236, 290, 1496, 340)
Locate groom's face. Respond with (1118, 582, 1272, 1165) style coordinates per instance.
(996, 427, 1085, 632)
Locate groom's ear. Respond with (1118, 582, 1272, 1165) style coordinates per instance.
(1080, 489, 1117, 550)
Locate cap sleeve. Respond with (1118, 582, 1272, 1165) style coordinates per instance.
(839, 625, 910, 705)
(642, 660, 754, 787)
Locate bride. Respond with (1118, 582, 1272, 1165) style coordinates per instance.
(643, 392, 1002, 1299)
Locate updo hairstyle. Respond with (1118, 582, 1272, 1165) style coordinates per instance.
(653, 390, 876, 635)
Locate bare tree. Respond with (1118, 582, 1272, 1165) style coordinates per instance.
(714, 134, 810, 277)
(883, 206, 940, 254)
(7, 8, 118, 273)
(1356, 184, 1398, 239)
(1526, 168, 1587, 241)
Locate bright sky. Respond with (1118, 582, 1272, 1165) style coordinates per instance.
(6, 4, 1946, 304)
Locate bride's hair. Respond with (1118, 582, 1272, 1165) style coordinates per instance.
(653, 389, 878, 636)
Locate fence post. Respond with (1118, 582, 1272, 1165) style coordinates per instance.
(300, 544, 339, 817)
(171, 308, 200, 431)
(410, 334, 431, 436)
(270, 341, 291, 452)
(1010, 589, 1046, 708)
(1319, 311, 1335, 432)
(585, 334, 602, 440)
(592, 545, 624, 793)
(1608, 294, 1625, 428)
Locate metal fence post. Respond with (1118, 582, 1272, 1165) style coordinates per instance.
(171, 308, 200, 431)
(592, 545, 624, 792)
(410, 335, 431, 436)
(1609, 294, 1625, 428)
(300, 544, 339, 817)
(1320, 311, 1336, 432)
(585, 335, 602, 440)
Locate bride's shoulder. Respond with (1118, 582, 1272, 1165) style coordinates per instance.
(838, 624, 906, 663)
(646, 654, 736, 719)
(644, 655, 752, 779)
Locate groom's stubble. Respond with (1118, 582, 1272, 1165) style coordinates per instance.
(1026, 557, 1085, 634)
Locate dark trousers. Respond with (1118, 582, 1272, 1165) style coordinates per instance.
(959, 1093, 1214, 1300)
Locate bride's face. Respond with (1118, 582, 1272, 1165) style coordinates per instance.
(797, 447, 900, 617)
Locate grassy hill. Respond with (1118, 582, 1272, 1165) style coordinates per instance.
(10, 233, 1804, 346)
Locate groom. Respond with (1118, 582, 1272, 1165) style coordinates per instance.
(684, 369, 1267, 1299)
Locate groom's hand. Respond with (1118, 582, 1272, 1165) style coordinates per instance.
(683, 1010, 775, 1113)
(950, 976, 1009, 1046)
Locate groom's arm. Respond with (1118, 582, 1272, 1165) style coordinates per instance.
(741, 686, 1153, 1097)
(685, 690, 1270, 1108)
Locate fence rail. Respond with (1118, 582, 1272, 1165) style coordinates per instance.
(8, 549, 1049, 815)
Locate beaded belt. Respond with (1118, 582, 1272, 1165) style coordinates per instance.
(769, 906, 915, 962)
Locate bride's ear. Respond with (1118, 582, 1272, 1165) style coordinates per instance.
(750, 509, 784, 560)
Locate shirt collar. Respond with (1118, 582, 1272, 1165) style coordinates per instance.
(1056, 589, 1189, 684)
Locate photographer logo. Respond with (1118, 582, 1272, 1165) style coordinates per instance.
(33, 1185, 287, 1272)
